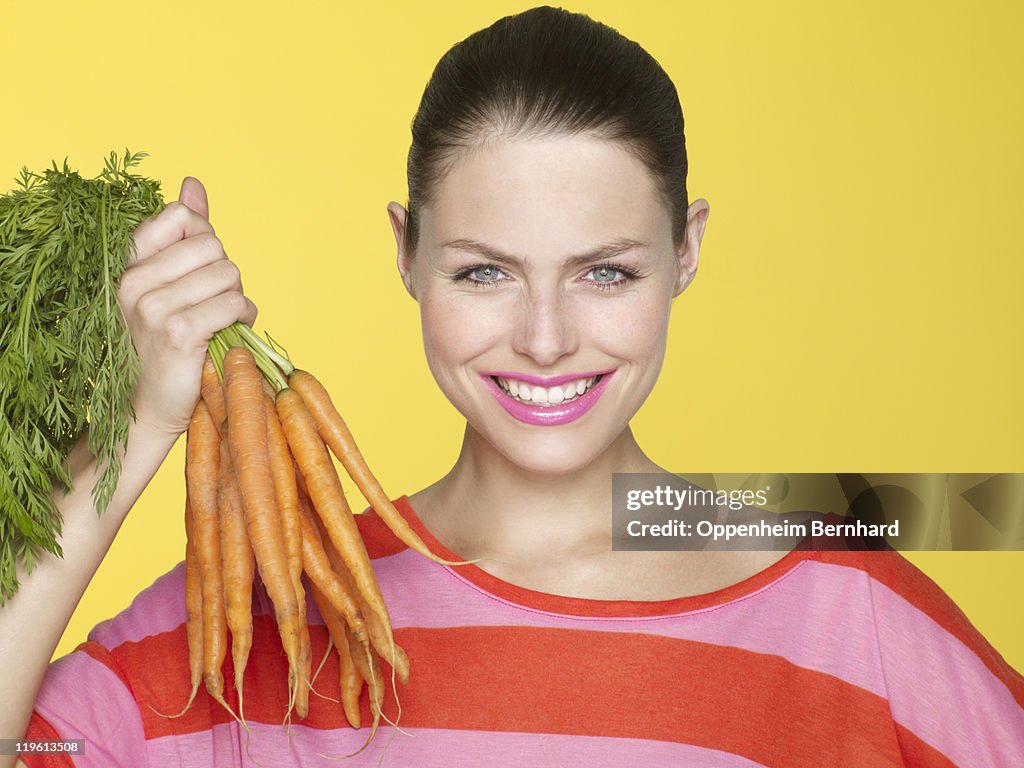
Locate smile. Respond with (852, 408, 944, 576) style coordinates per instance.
(480, 370, 616, 426)
(494, 375, 598, 406)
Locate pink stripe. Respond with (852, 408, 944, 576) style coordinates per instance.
(376, 550, 1024, 763)
(81, 546, 1023, 766)
(35, 652, 147, 768)
(870, 567, 1024, 766)
(88, 562, 188, 649)
(88, 561, 288, 649)
(146, 722, 770, 767)
(377, 550, 882, 684)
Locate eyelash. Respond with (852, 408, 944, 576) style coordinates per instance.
(451, 263, 641, 291)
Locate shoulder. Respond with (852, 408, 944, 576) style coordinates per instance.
(796, 514, 1001, 648)
(54, 561, 195, 718)
(811, 546, 1001, 651)
(853, 548, 1024, 762)
(814, 544, 1024, 699)
(85, 560, 189, 650)
(23, 564, 190, 767)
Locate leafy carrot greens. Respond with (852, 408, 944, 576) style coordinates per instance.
(0, 150, 165, 603)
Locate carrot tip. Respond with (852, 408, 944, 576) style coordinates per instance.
(147, 682, 200, 719)
(213, 692, 250, 735)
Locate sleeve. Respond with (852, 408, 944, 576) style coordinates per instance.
(19, 711, 73, 768)
(865, 551, 1024, 767)
(20, 642, 149, 768)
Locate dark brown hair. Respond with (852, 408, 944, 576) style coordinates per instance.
(402, 5, 690, 255)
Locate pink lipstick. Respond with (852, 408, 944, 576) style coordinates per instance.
(480, 370, 616, 426)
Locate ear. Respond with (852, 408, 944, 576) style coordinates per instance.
(674, 198, 710, 297)
(387, 201, 417, 300)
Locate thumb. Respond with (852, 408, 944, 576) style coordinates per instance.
(178, 176, 210, 220)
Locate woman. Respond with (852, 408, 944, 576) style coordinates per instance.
(6, 6, 1023, 767)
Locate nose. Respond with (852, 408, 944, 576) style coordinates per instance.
(510, 286, 579, 367)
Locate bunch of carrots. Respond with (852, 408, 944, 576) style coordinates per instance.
(172, 322, 454, 739)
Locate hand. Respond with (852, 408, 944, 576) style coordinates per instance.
(117, 177, 257, 441)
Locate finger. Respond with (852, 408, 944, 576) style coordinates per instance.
(119, 232, 229, 304)
(165, 291, 258, 349)
(130, 200, 215, 265)
(179, 176, 210, 220)
(131, 259, 246, 327)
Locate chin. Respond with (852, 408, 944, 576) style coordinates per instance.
(490, 426, 615, 476)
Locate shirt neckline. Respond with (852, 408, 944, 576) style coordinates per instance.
(391, 495, 819, 618)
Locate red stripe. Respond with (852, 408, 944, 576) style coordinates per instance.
(20, 711, 76, 768)
(76, 640, 134, 693)
(111, 619, 953, 766)
(355, 506, 408, 559)
(814, 548, 1024, 709)
(377, 498, 1024, 710)
(376, 496, 823, 617)
(893, 722, 960, 768)
(379, 626, 953, 768)
(113, 616, 295, 739)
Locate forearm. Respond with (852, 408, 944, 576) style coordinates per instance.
(0, 418, 178, 758)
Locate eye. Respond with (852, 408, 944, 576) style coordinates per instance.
(451, 263, 509, 287)
(590, 266, 621, 283)
(470, 265, 503, 282)
(582, 263, 640, 289)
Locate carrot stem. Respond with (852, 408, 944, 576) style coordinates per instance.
(207, 323, 288, 393)
(235, 322, 294, 377)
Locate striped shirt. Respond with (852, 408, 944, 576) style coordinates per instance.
(22, 496, 1024, 767)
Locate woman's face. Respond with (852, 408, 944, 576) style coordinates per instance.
(389, 133, 709, 475)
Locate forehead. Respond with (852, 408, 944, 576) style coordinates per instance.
(419, 134, 672, 256)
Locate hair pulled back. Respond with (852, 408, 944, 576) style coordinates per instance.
(403, 5, 689, 255)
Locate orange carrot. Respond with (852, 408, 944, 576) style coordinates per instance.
(149, 496, 210, 721)
(314, 512, 409, 685)
(223, 346, 301, 714)
(360, 594, 408, 685)
(277, 387, 391, 631)
(295, 616, 313, 721)
(154, 496, 206, 719)
(217, 427, 255, 723)
(201, 353, 226, 433)
(308, 581, 363, 728)
(263, 395, 311, 719)
(347, 624, 384, 718)
(288, 369, 469, 566)
(185, 401, 231, 711)
(183, 497, 204, 710)
(337, 621, 363, 729)
(302, 494, 387, 730)
(295, 487, 367, 642)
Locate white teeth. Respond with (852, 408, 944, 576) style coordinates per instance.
(495, 375, 601, 406)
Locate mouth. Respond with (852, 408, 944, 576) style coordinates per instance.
(491, 374, 601, 406)
(480, 370, 616, 426)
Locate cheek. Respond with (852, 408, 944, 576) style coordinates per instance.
(582, 289, 672, 365)
(419, 290, 504, 372)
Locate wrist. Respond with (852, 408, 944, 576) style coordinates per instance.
(128, 410, 184, 457)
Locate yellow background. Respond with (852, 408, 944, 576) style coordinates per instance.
(1, 1, 1021, 669)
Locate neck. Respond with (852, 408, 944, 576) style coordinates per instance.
(413, 424, 662, 562)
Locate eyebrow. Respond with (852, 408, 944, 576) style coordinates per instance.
(439, 237, 648, 267)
